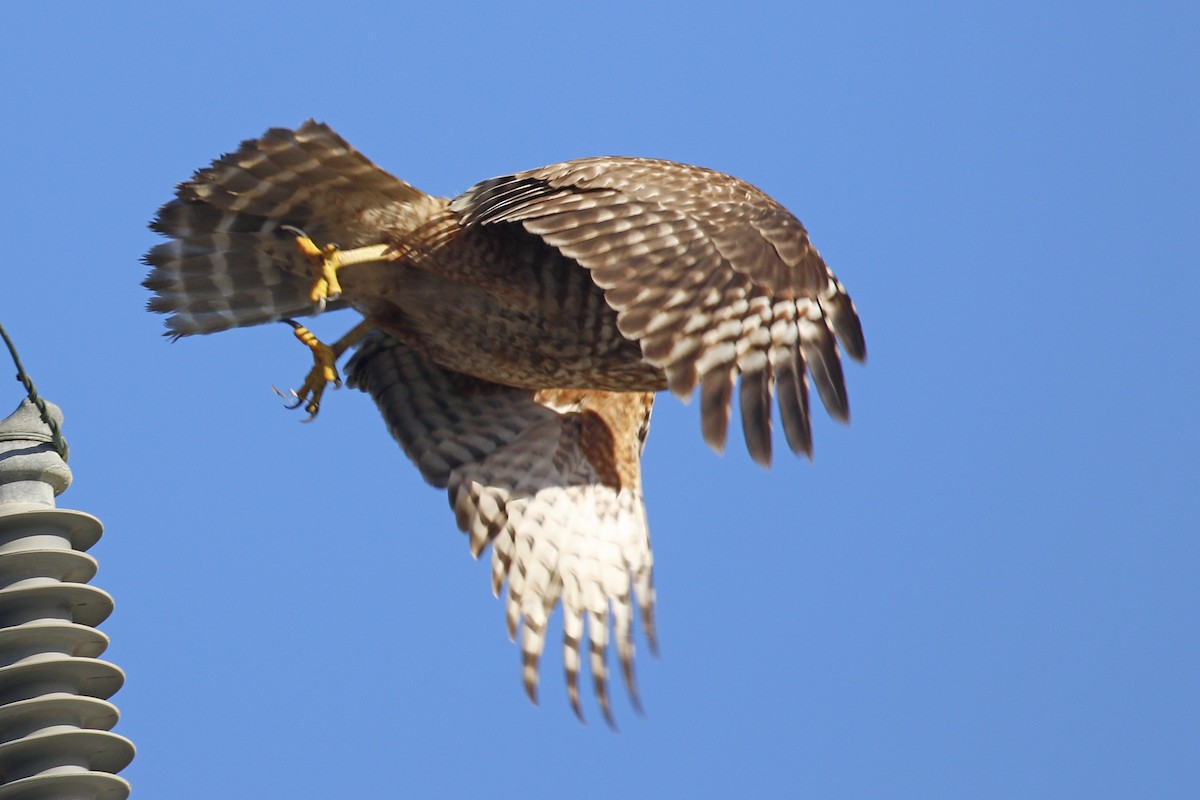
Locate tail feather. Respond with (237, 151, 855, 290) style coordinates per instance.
(143, 120, 432, 337)
(178, 121, 425, 219)
(142, 214, 316, 336)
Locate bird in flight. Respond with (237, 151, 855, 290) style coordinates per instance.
(143, 121, 866, 725)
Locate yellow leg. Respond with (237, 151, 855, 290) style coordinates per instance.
(283, 226, 392, 305)
(275, 319, 375, 421)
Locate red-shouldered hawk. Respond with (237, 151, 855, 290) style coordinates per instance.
(143, 121, 866, 725)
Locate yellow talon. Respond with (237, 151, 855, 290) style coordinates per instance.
(284, 225, 392, 306)
(275, 318, 375, 422)
(276, 320, 341, 421)
(291, 233, 344, 304)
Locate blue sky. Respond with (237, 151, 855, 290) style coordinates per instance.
(1, 2, 1196, 797)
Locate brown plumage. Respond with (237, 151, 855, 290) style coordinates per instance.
(143, 121, 866, 724)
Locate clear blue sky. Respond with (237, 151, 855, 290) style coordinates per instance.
(2, 2, 1196, 797)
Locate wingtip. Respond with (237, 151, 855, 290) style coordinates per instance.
(568, 686, 586, 724)
(523, 669, 540, 707)
(600, 702, 619, 732)
(748, 446, 773, 469)
(627, 685, 645, 719)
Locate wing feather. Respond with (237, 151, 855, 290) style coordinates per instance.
(347, 332, 654, 725)
(452, 156, 866, 463)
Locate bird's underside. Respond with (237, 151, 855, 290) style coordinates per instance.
(143, 120, 866, 725)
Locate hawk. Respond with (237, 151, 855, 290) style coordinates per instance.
(143, 121, 866, 724)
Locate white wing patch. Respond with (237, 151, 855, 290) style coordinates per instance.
(347, 332, 655, 725)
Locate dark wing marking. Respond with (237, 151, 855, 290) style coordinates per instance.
(452, 157, 865, 464)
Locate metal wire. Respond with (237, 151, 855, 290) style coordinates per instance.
(0, 320, 69, 461)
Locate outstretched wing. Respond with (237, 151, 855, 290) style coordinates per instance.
(346, 331, 655, 725)
(451, 157, 866, 466)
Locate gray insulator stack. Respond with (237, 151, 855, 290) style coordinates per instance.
(0, 400, 133, 798)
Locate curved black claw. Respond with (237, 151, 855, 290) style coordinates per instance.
(273, 385, 304, 410)
(272, 385, 322, 421)
(279, 224, 309, 240)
